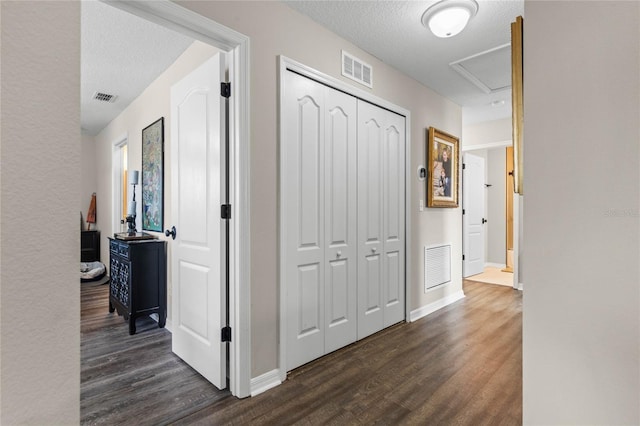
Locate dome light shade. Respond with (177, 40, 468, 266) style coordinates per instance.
(421, 0, 479, 38)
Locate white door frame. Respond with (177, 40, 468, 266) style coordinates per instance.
(278, 56, 412, 382)
(104, 0, 251, 398)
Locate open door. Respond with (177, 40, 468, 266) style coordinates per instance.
(463, 152, 486, 277)
(169, 52, 228, 389)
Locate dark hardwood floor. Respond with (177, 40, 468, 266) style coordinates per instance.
(81, 280, 521, 425)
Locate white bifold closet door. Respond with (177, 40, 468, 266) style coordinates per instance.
(356, 100, 405, 340)
(283, 70, 405, 371)
(283, 71, 358, 370)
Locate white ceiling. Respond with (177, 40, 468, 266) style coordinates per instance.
(81, 0, 523, 135)
(284, 0, 524, 125)
(81, 1, 194, 136)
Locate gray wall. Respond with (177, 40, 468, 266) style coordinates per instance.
(524, 1, 639, 423)
(0, 2, 80, 423)
(181, 0, 464, 377)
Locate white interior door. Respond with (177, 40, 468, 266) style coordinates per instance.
(282, 70, 405, 371)
(170, 52, 227, 389)
(283, 71, 358, 370)
(381, 107, 405, 328)
(357, 101, 384, 339)
(283, 71, 326, 370)
(357, 100, 405, 339)
(324, 88, 357, 353)
(463, 152, 486, 277)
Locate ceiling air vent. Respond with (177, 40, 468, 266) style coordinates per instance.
(342, 51, 373, 88)
(92, 91, 118, 103)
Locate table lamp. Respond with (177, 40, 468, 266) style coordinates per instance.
(126, 170, 139, 234)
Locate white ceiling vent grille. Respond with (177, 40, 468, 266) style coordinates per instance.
(342, 50, 373, 88)
(425, 244, 452, 292)
(92, 91, 118, 103)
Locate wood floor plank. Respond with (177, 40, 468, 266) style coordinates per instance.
(81, 280, 522, 425)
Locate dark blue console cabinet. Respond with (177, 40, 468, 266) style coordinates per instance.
(108, 237, 166, 335)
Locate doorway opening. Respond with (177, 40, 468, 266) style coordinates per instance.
(112, 137, 128, 233)
(81, 0, 250, 399)
(462, 144, 515, 288)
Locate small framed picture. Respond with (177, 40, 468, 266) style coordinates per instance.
(427, 127, 459, 208)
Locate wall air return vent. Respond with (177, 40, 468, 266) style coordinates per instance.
(92, 91, 118, 103)
(342, 50, 373, 88)
(425, 244, 452, 291)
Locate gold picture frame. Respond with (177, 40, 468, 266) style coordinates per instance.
(427, 127, 459, 208)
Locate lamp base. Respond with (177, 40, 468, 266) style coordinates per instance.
(126, 215, 137, 234)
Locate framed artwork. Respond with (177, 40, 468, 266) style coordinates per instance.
(142, 117, 164, 232)
(427, 127, 459, 208)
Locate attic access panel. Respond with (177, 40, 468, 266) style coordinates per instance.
(450, 43, 511, 94)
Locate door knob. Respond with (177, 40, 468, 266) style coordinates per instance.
(336, 251, 342, 258)
(165, 226, 177, 240)
(371, 247, 377, 253)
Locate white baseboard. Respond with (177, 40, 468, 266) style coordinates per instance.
(485, 262, 506, 269)
(250, 369, 281, 397)
(517, 282, 523, 291)
(409, 290, 466, 322)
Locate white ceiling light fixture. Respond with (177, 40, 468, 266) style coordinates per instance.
(421, 0, 479, 38)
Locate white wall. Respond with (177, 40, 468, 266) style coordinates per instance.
(95, 40, 219, 323)
(81, 132, 97, 229)
(524, 1, 640, 424)
(462, 117, 511, 150)
(0, 2, 80, 423)
(180, 1, 463, 377)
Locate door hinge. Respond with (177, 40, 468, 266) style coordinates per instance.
(462, 254, 465, 261)
(462, 209, 465, 215)
(221, 204, 232, 219)
(462, 163, 466, 169)
(221, 82, 231, 98)
(221, 326, 232, 342)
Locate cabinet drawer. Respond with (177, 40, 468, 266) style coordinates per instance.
(118, 243, 130, 259)
(110, 240, 130, 259)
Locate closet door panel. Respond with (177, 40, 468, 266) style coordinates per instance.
(357, 100, 385, 339)
(382, 112, 406, 327)
(284, 71, 325, 370)
(324, 89, 357, 353)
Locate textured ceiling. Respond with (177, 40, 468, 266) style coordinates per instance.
(81, 1, 194, 136)
(284, 0, 524, 124)
(82, 1, 523, 135)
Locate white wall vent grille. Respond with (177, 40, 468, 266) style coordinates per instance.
(93, 91, 118, 103)
(342, 50, 373, 88)
(425, 244, 451, 291)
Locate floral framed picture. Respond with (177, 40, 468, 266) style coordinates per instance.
(142, 117, 164, 232)
(427, 127, 459, 208)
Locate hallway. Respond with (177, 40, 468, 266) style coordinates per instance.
(81, 280, 521, 425)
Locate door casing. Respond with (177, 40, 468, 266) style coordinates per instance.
(105, 0, 251, 398)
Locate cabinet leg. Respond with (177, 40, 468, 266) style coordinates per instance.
(129, 317, 136, 335)
(108, 300, 115, 313)
(159, 311, 166, 329)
